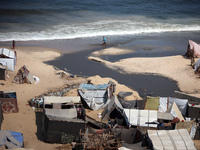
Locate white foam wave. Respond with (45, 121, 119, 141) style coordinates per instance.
(0, 19, 200, 41)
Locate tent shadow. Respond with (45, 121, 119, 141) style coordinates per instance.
(35, 111, 45, 142)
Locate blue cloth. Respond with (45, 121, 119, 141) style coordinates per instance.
(79, 83, 108, 90)
(0, 130, 23, 149)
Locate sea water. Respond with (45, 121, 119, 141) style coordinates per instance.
(0, 0, 200, 42)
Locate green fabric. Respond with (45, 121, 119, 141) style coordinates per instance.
(145, 96, 160, 110)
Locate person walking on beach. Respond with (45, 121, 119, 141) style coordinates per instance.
(102, 37, 106, 48)
(12, 40, 15, 49)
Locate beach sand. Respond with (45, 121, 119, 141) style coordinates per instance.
(0, 46, 142, 149)
(89, 48, 200, 97)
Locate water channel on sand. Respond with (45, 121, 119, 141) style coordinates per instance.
(46, 48, 179, 98)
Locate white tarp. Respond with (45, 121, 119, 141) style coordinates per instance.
(166, 102, 185, 121)
(45, 108, 77, 119)
(78, 89, 110, 111)
(158, 97, 188, 116)
(44, 96, 80, 104)
(124, 109, 157, 128)
(148, 129, 196, 150)
(0, 48, 16, 71)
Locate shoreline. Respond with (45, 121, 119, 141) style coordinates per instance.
(88, 48, 200, 97)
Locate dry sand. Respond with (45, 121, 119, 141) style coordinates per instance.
(0, 46, 141, 150)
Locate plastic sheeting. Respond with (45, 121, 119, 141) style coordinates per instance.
(45, 108, 77, 119)
(44, 96, 80, 104)
(79, 83, 109, 90)
(0, 48, 16, 71)
(194, 58, 200, 72)
(189, 40, 200, 57)
(158, 97, 188, 117)
(124, 109, 157, 128)
(0, 130, 23, 149)
(148, 129, 196, 150)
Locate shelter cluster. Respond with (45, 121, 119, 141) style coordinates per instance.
(0, 44, 200, 149)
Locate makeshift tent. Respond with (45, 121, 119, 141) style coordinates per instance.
(124, 109, 158, 128)
(145, 96, 188, 113)
(43, 96, 86, 143)
(0, 48, 16, 71)
(78, 82, 114, 111)
(186, 40, 200, 58)
(0, 65, 6, 80)
(147, 129, 196, 150)
(0, 91, 19, 113)
(0, 130, 23, 149)
(12, 65, 36, 84)
(101, 95, 123, 121)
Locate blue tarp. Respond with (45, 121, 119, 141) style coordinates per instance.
(79, 83, 109, 90)
(0, 130, 23, 149)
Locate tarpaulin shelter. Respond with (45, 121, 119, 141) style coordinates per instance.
(101, 95, 123, 121)
(42, 96, 86, 144)
(147, 129, 196, 150)
(124, 109, 158, 128)
(159, 97, 188, 117)
(146, 96, 188, 117)
(0, 130, 23, 149)
(0, 48, 16, 71)
(186, 40, 200, 58)
(0, 91, 19, 113)
(12, 65, 35, 84)
(78, 82, 115, 111)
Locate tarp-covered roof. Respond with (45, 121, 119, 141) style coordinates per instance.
(44, 96, 80, 104)
(0, 48, 15, 59)
(124, 109, 158, 128)
(148, 129, 196, 150)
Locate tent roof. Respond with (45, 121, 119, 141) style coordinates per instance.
(148, 129, 196, 150)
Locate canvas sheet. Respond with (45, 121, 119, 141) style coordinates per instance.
(44, 96, 80, 104)
(45, 108, 77, 119)
(158, 97, 188, 116)
(78, 89, 110, 111)
(124, 109, 157, 128)
(145, 96, 159, 110)
(148, 129, 196, 150)
(189, 40, 200, 57)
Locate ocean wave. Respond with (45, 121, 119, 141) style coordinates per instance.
(0, 19, 200, 42)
